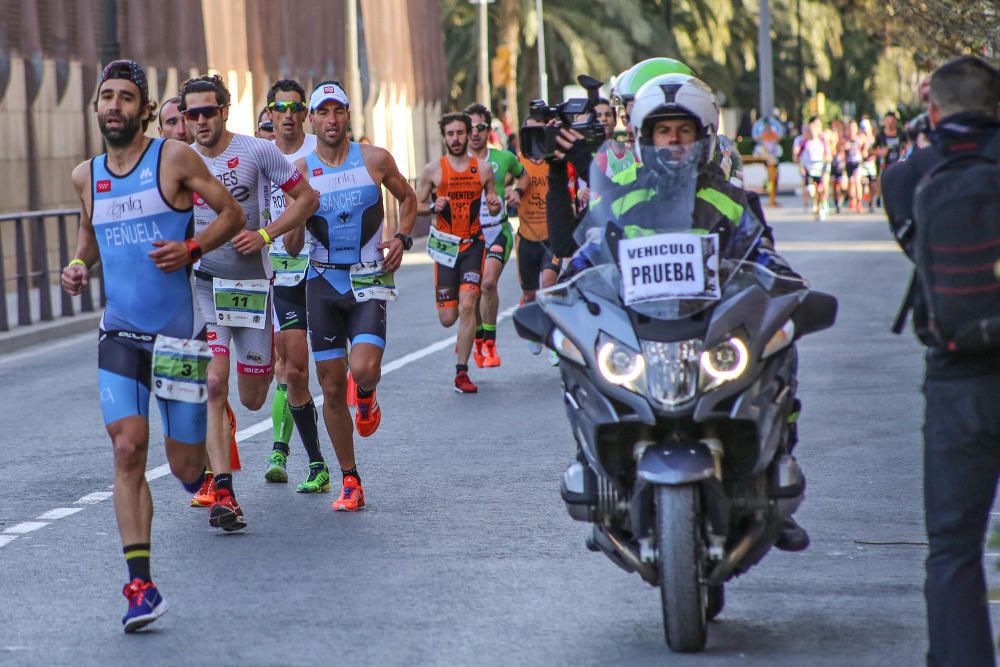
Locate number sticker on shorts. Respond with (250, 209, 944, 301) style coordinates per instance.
(350, 262, 397, 302)
(427, 227, 461, 268)
(152, 335, 212, 404)
(212, 278, 270, 329)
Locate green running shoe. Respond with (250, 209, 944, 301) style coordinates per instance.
(296, 462, 331, 493)
(264, 450, 288, 483)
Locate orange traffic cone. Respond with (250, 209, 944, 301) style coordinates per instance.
(346, 370, 357, 407)
(226, 402, 241, 471)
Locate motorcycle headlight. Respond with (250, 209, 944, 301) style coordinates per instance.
(551, 328, 586, 366)
(597, 335, 645, 385)
(700, 337, 749, 384)
(641, 339, 702, 409)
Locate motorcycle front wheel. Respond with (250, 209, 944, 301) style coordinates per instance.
(655, 484, 708, 652)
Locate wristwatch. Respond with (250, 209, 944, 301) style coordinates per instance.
(184, 239, 203, 261)
(394, 233, 413, 251)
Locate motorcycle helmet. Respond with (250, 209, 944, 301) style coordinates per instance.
(611, 58, 694, 108)
(629, 73, 720, 164)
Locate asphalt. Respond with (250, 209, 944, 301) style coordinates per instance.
(0, 200, 967, 665)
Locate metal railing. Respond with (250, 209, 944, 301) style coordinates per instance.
(0, 209, 105, 332)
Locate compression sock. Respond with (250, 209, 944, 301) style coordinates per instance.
(124, 543, 151, 582)
(214, 473, 234, 495)
(181, 468, 206, 493)
(482, 324, 497, 342)
(341, 466, 361, 483)
(289, 400, 325, 464)
(456, 363, 469, 374)
(475, 325, 484, 342)
(357, 386, 373, 399)
(271, 384, 293, 455)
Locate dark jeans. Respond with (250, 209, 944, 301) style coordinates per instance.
(924, 373, 1000, 667)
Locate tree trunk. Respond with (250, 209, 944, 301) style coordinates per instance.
(499, 0, 521, 134)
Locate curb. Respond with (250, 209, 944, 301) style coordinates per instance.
(0, 312, 102, 355)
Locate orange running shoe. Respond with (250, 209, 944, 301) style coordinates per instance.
(190, 473, 216, 508)
(225, 402, 241, 471)
(482, 340, 501, 368)
(454, 370, 478, 394)
(331, 475, 365, 511)
(473, 339, 486, 368)
(354, 390, 382, 437)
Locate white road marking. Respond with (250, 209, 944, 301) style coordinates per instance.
(3, 522, 49, 534)
(37, 508, 84, 521)
(1, 306, 519, 549)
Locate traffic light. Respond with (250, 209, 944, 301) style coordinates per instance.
(492, 45, 512, 87)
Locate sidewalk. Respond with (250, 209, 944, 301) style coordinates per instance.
(0, 282, 103, 355)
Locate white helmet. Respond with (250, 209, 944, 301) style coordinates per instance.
(629, 73, 720, 159)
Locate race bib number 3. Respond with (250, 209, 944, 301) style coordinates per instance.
(152, 335, 212, 404)
(350, 262, 398, 302)
(618, 233, 721, 305)
(427, 227, 461, 267)
(213, 278, 270, 329)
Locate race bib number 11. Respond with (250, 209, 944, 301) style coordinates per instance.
(618, 232, 721, 305)
(212, 278, 270, 329)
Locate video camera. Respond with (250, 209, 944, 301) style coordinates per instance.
(521, 74, 607, 161)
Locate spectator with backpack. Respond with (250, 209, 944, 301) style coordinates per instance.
(882, 55, 1000, 667)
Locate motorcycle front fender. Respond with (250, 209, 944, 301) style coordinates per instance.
(637, 442, 715, 485)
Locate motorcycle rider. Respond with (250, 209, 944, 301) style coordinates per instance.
(561, 72, 809, 551)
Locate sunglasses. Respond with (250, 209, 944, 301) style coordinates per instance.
(473, 122, 489, 132)
(183, 105, 224, 121)
(268, 100, 307, 113)
(258, 121, 274, 132)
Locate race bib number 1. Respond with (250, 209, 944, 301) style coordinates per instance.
(350, 262, 398, 302)
(427, 227, 461, 268)
(212, 278, 270, 329)
(618, 232, 721, 305)
(270, 252, 310, 287)
(152, 335, 212, 404)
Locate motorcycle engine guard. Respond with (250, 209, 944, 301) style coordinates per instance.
(637, 441, 715, 485)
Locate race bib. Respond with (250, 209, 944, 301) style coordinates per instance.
(212, 278, 270, 329)
(270, 251, 310, 287)
(618, 233, 721, 305)
(350, 262, 398, 302)
(152, 335, 211, 404)
(427, 227, 461, 268)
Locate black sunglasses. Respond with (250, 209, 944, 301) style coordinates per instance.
(183, 105, 224, 121)
(258, 121, 274, 132)
(473, 122, 489, 132)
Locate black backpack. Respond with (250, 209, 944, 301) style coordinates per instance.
(909, 150, 1000, 351)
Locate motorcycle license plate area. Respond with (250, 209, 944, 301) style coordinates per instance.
(350, 262, 397, 302)
(618, 233, 721, 306)
(427, 227, 461, 267)
(269, 250, 310, 287)
(212, 278, 269, 329)
(151, 335, 212, 404)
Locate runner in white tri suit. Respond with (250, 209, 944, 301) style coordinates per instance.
(181, 73, 319, 531)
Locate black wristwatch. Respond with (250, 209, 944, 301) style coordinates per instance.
(394, 232, 413, 251)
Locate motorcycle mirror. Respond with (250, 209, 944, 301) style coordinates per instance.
(513, 302, 554, 344)
(793, 291, 838, 337)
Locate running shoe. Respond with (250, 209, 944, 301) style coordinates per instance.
(296, 462, 331, 493)
(226, 402, 241, 471)
(122, 579, 168, 633)
(264, 450, 288, 483)
(332, 475, 365, 511)
(208, 488, 247, 532)
(454, 370, 478, 394)
(482, 340, 501, 368)
(355, 390, 382, 437)
(190, 472, 216, 508)
(473, 339, 486, 368)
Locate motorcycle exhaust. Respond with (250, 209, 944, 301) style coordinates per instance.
(587, 525, 658, 585)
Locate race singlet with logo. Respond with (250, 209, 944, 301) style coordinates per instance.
(436, 156, 483, 241)
(516, 156, 550, 242)
(304, 143, 391, 297)
(268, 133, 318, 287)
(91, 138, 203, 339)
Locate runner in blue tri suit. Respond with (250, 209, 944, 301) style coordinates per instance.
(282, 81, 417, 511)
(60, 60, 244, 633)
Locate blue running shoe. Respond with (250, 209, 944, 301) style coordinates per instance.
(121, 579, 168, 633)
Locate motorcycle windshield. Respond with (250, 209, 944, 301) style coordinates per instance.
(571, 138, 765, 320)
